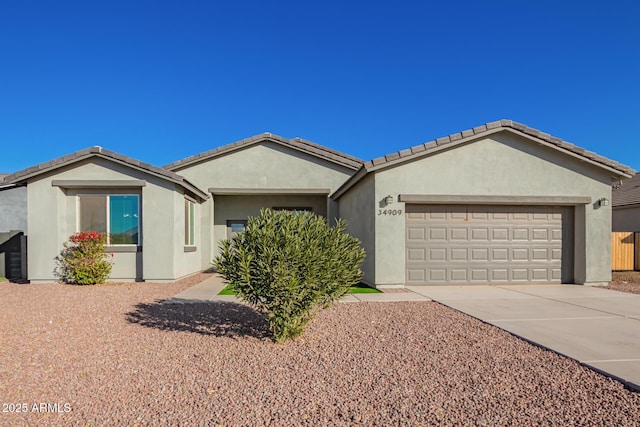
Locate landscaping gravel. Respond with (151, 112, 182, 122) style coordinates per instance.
(1, 276, 639, 426)
(606, 272, 640, 295)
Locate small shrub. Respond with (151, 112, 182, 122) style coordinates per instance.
(214, 209, 365, 343)
(55, 231, 112, 285)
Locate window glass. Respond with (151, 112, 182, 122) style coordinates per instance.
(79, 196, 107, 233)
(227, 220, 248, 238)
(230, 223, 245, 233)
(189, 202, 195, 245)
(78, 195, 139, 245)
(109, 196, 139, 244)
(184, 199, 195, 246)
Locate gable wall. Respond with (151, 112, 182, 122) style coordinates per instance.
(175, 142, 357, 266)
(26, 158, 196, 282)
(0, 186, 27, 233)
(366, 132, 614, 285)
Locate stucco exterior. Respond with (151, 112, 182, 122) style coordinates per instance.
(336, 174, 376, 285)
(336, 130, 624, 287)
(0, 185, 27, 233)
(3, 120, 633, 286)
(171, 141, 358, 263)
(23, 158, 204, 283)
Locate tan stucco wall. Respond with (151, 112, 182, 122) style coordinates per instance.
(174, 142, 356, 265)
(172, 190, 203, 279)
(335, 174, 375, 285)
(350, 132, 614, 286)
(174, 142, 354, 192)
(26, 158, 197, 283)
(613, 206, 640, 232)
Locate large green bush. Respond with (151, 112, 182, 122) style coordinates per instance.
(55, 231, 112, 285)
(214, 209, 365, 343)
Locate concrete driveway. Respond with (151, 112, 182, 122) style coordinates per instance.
(408, 284, 640, 391)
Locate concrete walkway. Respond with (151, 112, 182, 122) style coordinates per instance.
(164, 274, 431, 304)
(408, 284, 640, 391)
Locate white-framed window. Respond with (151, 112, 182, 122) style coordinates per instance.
(184, 198, 196, 246)
(78, 194, 140, 245)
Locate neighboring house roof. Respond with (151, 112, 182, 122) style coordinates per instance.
(3, 146, 209, 200)
(332, 119, 636, 199)
(613, 173, 640, 207)
(165, 132, 363, 171)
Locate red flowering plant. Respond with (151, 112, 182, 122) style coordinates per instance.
(55, 231, 113, 285)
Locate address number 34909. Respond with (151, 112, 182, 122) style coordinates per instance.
(378, 209, 402, 216)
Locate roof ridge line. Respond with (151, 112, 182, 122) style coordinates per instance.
(164, 133, 363, 171)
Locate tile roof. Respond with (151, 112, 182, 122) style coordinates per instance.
(3, 146, 208, 199)
(0, 174, 14, 189)
(613, 173, 640, 207)
(333, 119, 635, 199)
(164, 132, 363, 171)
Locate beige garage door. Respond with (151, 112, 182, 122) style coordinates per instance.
(406, 205, 572, 285)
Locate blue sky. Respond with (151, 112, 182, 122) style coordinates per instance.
(1, 1, 639, 173)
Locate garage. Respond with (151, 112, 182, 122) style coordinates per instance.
(405, 204, 574, 285)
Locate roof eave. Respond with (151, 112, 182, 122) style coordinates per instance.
(166, 134, 363, 172)
(5, 151, 209, 200)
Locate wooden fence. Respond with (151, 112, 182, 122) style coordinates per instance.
(611, 231, 640, 270)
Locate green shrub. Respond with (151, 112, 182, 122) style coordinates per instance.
(55, 231, 113, 285)
(214, 209, 365, 342)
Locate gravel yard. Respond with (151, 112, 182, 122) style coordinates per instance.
(607, 272, 640, 295)
(1, 275, 639, 426)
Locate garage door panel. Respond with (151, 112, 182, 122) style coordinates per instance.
(450, 228, 468, 240)
(492, 269, 508, 281)
(407, 269, 425, 281)
(408, 248, 426, 261)
(449, 269, 467, 281)
(512, 228, 529, 240)
(450, 248, 468, 260)
(492, 228, 509, 240)
(429, 227, 446, 240)
(512, 248, 529, 260)
(471, 228, 489, 240)
(405, 205, 569, 285)
(532, 228, 549, 240)
(532, 248, 549, 260)
(471, 269, 488, 281)
(471, 248, 489, 261)
(531, 268, 550, 281)
(407, 227, 426, 240)
(511, 269, 529, 281)
(429, 269, 446, 281)
(428, 248, 446, 261)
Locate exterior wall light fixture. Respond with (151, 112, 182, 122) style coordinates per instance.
(384, 195, 394, 205)
(598, 198, 609, 207)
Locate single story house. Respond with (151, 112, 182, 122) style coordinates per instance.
(1, 120, 634, 286)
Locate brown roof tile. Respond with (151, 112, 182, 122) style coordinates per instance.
(4, 146, 208, 200)
(165, 133, 363, 171)
(332, 119, 635, 200)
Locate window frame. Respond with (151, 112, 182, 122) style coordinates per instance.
(184, 198, 196, 247)
(77, 194, 141, 246)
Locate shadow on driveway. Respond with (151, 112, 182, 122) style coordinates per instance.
(126, 301, 271, 340)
